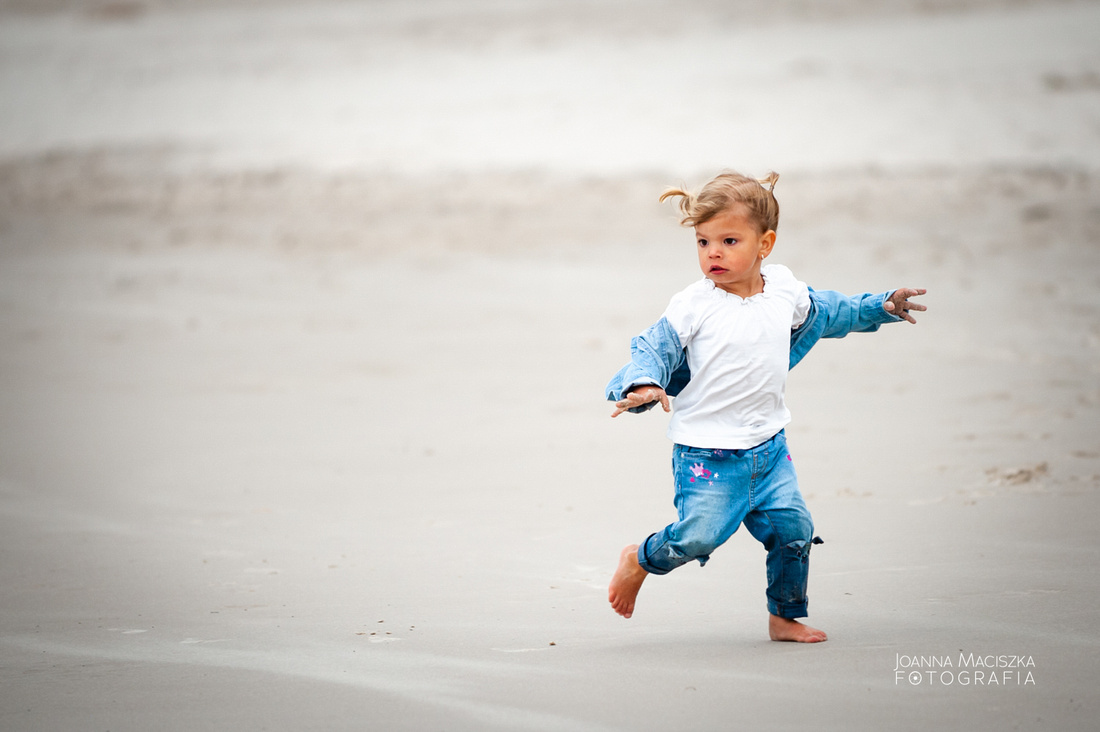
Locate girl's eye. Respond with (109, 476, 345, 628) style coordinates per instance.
(724, 238, 736, 245)
(698, 239, 708, 247)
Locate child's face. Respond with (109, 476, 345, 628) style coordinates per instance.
(695, 205, 776, 297)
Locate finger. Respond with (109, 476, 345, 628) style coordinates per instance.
(884, 300, 895, 312)
(613, 390, 649, 416)
(659, 392, 671, 412)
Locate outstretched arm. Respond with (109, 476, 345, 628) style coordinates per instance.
(790, 287, 929, 369)
(883, 287, 927, 324)
(605, 317, 686, 414)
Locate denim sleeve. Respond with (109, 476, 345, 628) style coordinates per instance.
(605, 317, 688, 412)
(790, 288, 902, 369)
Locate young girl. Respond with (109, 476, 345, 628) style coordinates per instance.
(605, 171, 926, 643)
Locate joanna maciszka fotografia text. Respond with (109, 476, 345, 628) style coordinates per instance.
(894, 653, 1037, 686)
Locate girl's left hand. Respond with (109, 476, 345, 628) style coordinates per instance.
(884, 288, 927, 324)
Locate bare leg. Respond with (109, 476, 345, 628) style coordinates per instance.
(769, 614, 827, 643)
(608, 544, 648, 618)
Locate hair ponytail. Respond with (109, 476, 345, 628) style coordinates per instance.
(658, 186, 697, 225)
(660, 170, 781, 233)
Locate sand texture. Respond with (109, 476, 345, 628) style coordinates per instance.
(2, 1, 1099, 730)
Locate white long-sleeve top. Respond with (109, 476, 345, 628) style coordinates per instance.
(662, 264, 811, 449)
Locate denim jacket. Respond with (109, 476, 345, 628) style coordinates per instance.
(605, 288, 902, 412)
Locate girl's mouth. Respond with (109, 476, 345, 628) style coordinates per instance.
(709, 266, 728, 274)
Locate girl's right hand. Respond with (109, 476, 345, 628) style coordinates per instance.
(611, 386, 670, 418)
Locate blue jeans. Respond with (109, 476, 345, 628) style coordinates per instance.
(637, 431, 815, 619)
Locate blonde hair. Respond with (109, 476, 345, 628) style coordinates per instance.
(659, 171, 781, 233)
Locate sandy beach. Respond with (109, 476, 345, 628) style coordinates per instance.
(2, 1, 1099, 730)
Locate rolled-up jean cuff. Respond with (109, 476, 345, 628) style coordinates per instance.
(769, 599, 809, 619)
(636, 535, 671, 576)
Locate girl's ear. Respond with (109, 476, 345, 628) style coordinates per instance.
(759, 230, 776, 259)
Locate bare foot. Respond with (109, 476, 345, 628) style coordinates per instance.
(608, 544, 647, 618)
(769, 615, 828, 643)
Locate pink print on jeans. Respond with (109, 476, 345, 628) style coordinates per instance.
(689, 462, 712, 483)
